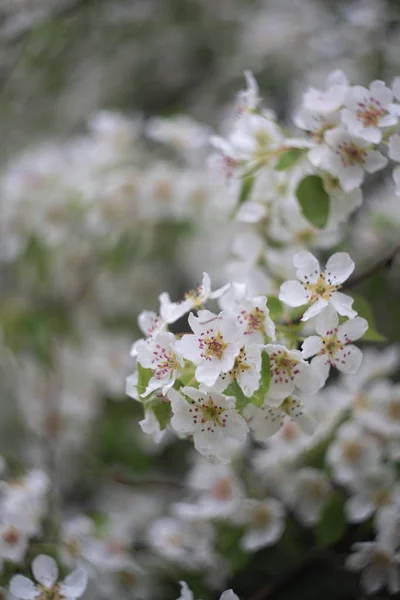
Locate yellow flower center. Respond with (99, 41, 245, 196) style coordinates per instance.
(199, 331, 228, 360)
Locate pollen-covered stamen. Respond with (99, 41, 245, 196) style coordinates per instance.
(238, 307, 265, 336)
(281, 396, 303, 419)
(269, 349, 300, 385)
(198, 330, 228, 361)
(188, 396, 228, 432)
(230, 346, 251, 380)
(302, 272, 340, 302)
(183, 283, 205, 306)
(356, 97, 385, 127)
(37, 584, 63, 600)
(335, 141, 367, 167)
(320, 329, 352, 366)
(151, 344, 180, 379)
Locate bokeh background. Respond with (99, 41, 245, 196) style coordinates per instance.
(1, 1, 400, 599)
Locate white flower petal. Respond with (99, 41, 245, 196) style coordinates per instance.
(10, 576, 39, 600)
(315, 304, 339, 335)
(346, 495, 373, 523)
(330, 292, 357, 318)
(345, 548, 370, 571)
(334, 345, 363, 374)
(337, 317, 368, 343)
(177, 581, 194, 600)
(301, 336, 323, 359)
(293, 251, 320, 284)
(311, 355, 330, 385)
(361, 564, 386, 594)
(60, 569, 88, 599)
(32, 555, 58, 588)
(301, 298, 328, 321)
(220, 591, 240, 600)
(279, 280, 310, 307)
(364, 150, 388, 174)
(325, 253, 354, 285)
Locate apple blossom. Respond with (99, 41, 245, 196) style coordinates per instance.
(264, 344, 321, 400)
(215, 344, 262, 397)
(136, 331, 184, 396)
(322, 127, 388, 192)
(10, 555, 88, 600)
(279, 250, 357, 321)
(169, 386, 248, 462)
(243, 394, 316, 440)
(302, 305, 368, 382)
(346, 540, 400, 595)
(176, 310, 242, 387)
(159, 272, 229, 324)
(341, 81, 398, 143)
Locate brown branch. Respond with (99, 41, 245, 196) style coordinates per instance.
(344, 242, 400, 289)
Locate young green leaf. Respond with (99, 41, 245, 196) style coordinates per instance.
(275, 148, 305, 171)
(266, 296, 284, 321)
(137, 363, 153, 398)
(150, 400, 172, 430)
(238, 174, 255, 207)
(296, 175, 330, 229)
(225, 380, 251, 412)
(250, 351, 271, 408)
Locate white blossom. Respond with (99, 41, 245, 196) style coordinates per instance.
(303, 70, 349, 115)
(322, 127, 387, 192)
(137, 331, 184, 396)
(213, 343, 262, 398)
(234, 498, 285, 551)
(279, 250, 356, 321)
(244, 394, 316, 441)
(346, 467, 400, 523)
(219, 283, 275, 343)
(284, 468, 332, 526)
(176, 310, 242, 387)
(10, 554, 88, 600)
(302, 305, 368, 382)
(327, 422, 381, 486)
(159, 272, 229, 324)
(176, 581, 239, 600)
(341, 81, 398, 143)
(264, 344, 321, 401)
(169, 386, 248, 462)
(346, 540, 400, 595)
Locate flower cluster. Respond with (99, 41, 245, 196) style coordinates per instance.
(127, 249, 367, 463)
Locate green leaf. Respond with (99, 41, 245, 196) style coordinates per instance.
(225, 380, 250, 412)
(275, 148, 305, 170)
(349, 293, 386, 342)
(296, 175, 330, 229)
(250, 351, 270, 408)
(136, 363, 153, 398)
(316, 492, 347, 547)
(266, 296, 283, 321)
(175, 362, 196, 387)
(150, 400, 172, 430)
(238, 175, 255, 207)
